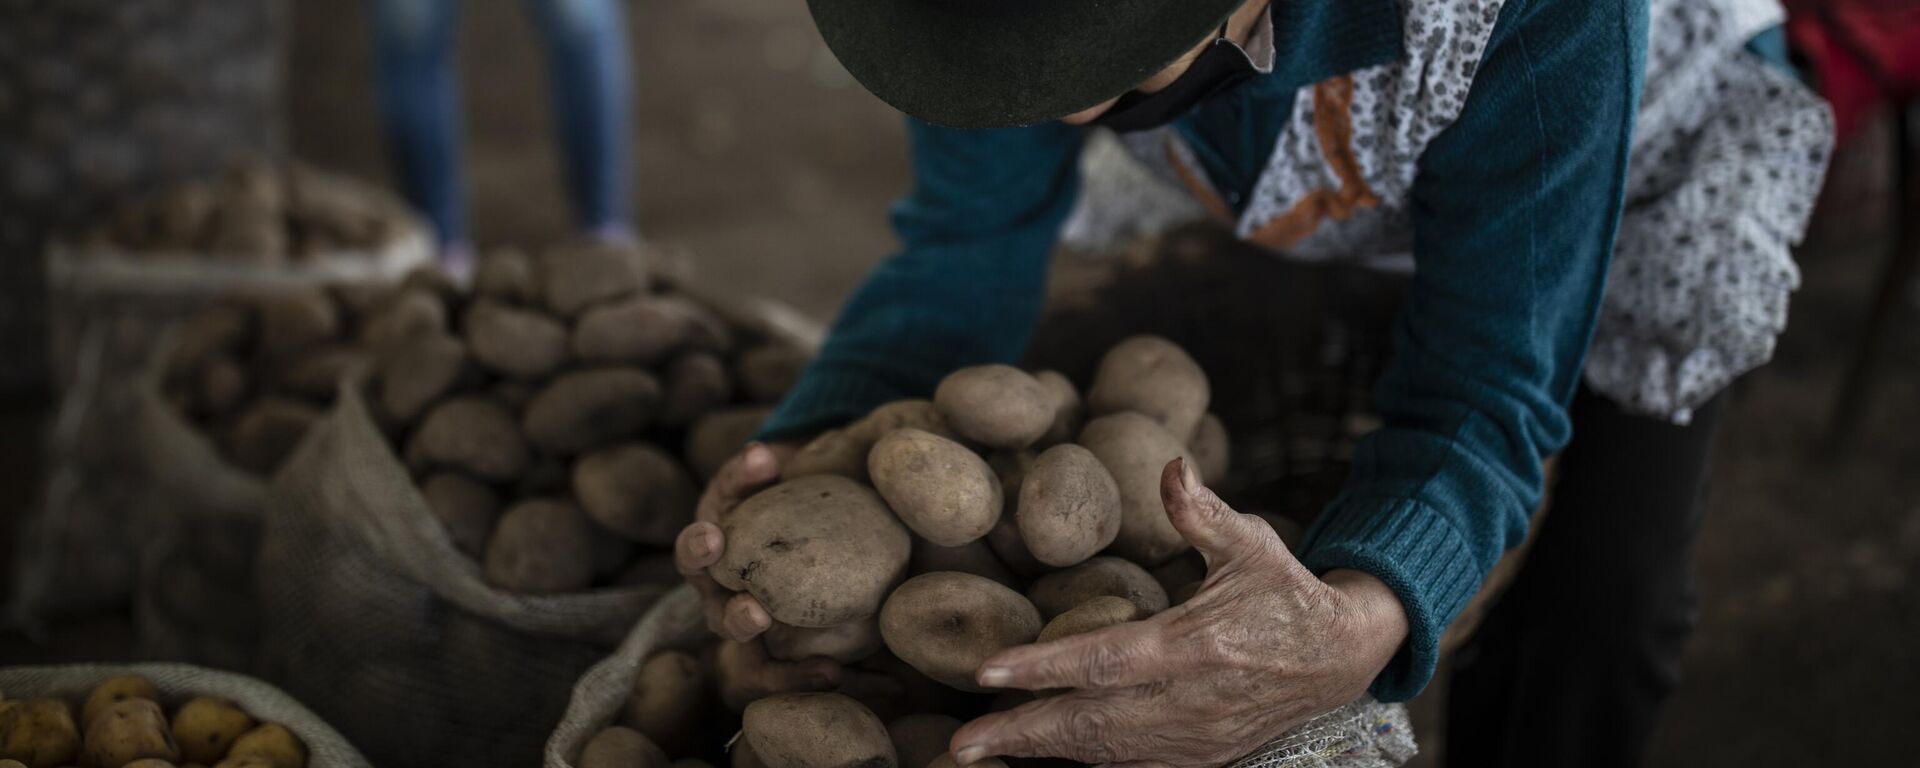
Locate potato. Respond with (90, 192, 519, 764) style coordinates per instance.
(464, 299, 569, 379)
(122, 760, 177, 768)
(1086, 336, 1209, 441)
(1026, 557, 1169, 620)
(400, 266, 461, 307)
(278, 344, 369, 401)
(83, 676, 159, 730)
(213, 757, 274, 768)
(1148, 551, 1206, 597)
(741, 694, 894, 768)
(765, 618, 883, 664)
(846, 400, 954, 444)
(712, 476, 911, 627)
(170, 697, 255, 766)
(1077, 413, 1194, 564)
(1036, 595, 1140, 643)
(571, 444, 696, 545)
(541, 241, 650, 316)
(225, 398, 320, 474)
(659, 352, 733, 428)
(731, 739, 765, 768)
(225, 723, 303, 768)
(1016, 444, 1120, 567)
(521, 368, 663, 454)
(253, 289, 338, 357)
(932, 365, 1051, 451)
(622, 651, 708, 754)
(573, 296, 730, 365)
(483, 499, 595, 593)
(358, 287, 446, 354)
(580, 726, 668, 768)
(879, 572, 1043, 692)
(928, 754, 1007, 768)
(685, 406, 773, 481)
(169, 303, 252, 375)
(0, 699, 79, 767)
(197, 357, 249, 417)
(868, 429, 1002, 547)
(983, 455, 1048, 579)
(909, 537, 1018, 589)
(420, 472, 501, 557)
(376, 333, 469, 423)
(887, 715, 961, 768)
(0, 760, 21, 768)
(781, 429, 869, 483)
(473, 248, 538, 304)
(81, 699, 178, 768)
(736, 344, 810, 403)
(1189, 412, 1230, 486)
(1032, 370, 1083, 447)
(406, 398, 530, 482)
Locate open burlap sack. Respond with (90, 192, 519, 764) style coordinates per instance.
(0, 662, 371, 768)
(123, 334, 271, 671)
(545, 587, 1417, 768)
(257, 384, 671, 768)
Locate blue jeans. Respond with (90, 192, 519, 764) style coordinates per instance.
(371, 0, 632, 243)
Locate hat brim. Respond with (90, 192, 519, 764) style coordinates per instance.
(807, 0, 1247, 129)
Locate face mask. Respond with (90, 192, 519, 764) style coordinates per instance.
(1091, 21, 1263, 133)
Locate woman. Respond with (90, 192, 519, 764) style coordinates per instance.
(675, 0, 1832, 764)
(371, 0, 636, 277)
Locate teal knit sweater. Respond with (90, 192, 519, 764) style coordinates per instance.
(758, 0, 1650, 702)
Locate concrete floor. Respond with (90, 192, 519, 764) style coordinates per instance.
(5, 0, 1910, 765)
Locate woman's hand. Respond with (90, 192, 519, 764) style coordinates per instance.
(675, 442, 796, 641)
(949, 458, 1409, 768)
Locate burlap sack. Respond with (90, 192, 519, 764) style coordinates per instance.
(119, 334, 271, 671)
(545, 587, 1417, 768)
(7, 230, 427, 628)
(256, 384, 671, 768)
(0, 662, 371, 768)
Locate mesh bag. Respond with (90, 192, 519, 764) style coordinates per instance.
(545, 588, 1416, 768)
(0, 662, 372, 768)
(256, 385, 671, 768)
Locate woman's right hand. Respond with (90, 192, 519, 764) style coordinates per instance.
(675, 441, 795, 641)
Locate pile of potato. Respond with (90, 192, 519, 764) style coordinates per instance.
(0, 675, 307, 768)
(364, 242, 809, 595)
(81, 156, 415, 262)
(159, 270, 447, 475)
(573, 336, 1291, 768)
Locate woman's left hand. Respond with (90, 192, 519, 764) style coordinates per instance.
(949, 458, 1410, 768)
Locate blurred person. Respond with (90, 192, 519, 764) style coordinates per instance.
(675, 0, 1833, 766)
(371, 0, 635, 277)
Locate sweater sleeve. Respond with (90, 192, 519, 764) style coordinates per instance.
(756, 119, 1087, 441)
(1295, 0, 1649, 701)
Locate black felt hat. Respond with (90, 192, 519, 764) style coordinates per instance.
(807, 0, 1248, 129)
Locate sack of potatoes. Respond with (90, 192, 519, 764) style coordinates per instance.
(252, 241, 814, 768)
(78, 155, 419, 264)
(0, 667, 371, 768)
(546, 336, 1406, 768)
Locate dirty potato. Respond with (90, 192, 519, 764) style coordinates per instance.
(406, 397, 531, 482)
(868, 429, 1002, 547)
(932, 365, 1051, 451)
(483, 499, 596, 593)
(573, 444, 697, 546)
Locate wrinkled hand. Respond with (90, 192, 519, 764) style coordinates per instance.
(950, 458, 1409, 768)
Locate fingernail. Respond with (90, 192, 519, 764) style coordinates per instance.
(1179, 457, 1200, 494)
(977, 666, 1009, 687)
(695, 530, 717, 558)
(955, 747, 986, 766)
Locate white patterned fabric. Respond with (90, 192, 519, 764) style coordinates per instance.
(1093, 0, 1833, 422)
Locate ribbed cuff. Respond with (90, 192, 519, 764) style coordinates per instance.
(753, 364, 911, 443)
(1297, 494, 1484, 702)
